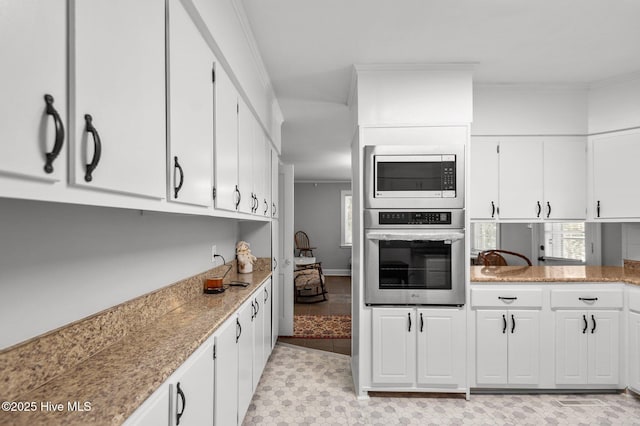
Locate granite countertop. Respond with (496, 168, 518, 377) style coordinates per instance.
(471, 265, 640, 286)
(1, 268, 271, 426)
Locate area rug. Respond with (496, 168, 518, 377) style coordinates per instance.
(293, 314, 351, 339)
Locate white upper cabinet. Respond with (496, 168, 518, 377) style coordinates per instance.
(591, 130, 640, 219)
(271, 153, 279, 218)
(469, 138, 499, 220)
(543, 138, 586, 219)
(0, 0, 66, 182)
(237, 99, 254, 214)
(473, 137, 587, 221)
(167, 0, 213, 207)
(69, 0, 165, 198)
(499, 139, 544, 220)
(214, 66, 240, 212)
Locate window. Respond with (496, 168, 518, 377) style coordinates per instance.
(543, 222, 585, 262)
(341, 190, 352, 247)
(471, 222, 498, 253)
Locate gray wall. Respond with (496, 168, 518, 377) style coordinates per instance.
(602, 223, 623, 266)
(294, 182, 351, 272)
(0, 198, 239, 349)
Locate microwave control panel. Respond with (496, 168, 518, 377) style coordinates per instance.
(441, 160, 456, 190)
(379, 211, 452, 225)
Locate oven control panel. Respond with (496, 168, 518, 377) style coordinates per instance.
(379, 211, 452, 225)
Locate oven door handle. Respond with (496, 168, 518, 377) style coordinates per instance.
(365, 230, 464, 242)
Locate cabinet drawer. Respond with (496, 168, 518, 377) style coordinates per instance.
(471, 288, 543, 308)
(550, 289, 623, 309)
(629, 287, 640, 313)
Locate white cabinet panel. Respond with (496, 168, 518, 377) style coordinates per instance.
(70, 0, 165, 198)
(476, 309, 540, 385)
(507, 310, 540, 385)
(167, 0, 213, 207)
(214, 66, 239, 211)
(123, 384, 169, 426)
(475, 310, 508, 384)
(214, 316, 239, 426)
(170, 341, 214, 426)
(237, 300, 254, 421)
(237, 99, 254, 214)
(469, 139, 499, 220)
(271, 154, 279, 218)
(544, 139, 586, 220)
(555, 310, 619, 385)
(587, 311, 619, 385)
(629, 311, 640, 393)
(0, 0, 66, 182)
(252, 288, 266, 391)
(372, 308, 416, 385)
(263, 279, 273, 363)
(416, 308, 465, 386)
(499, 139, 544, 220)
(555, 310, 589, 384)
(592, 131, 640, 219)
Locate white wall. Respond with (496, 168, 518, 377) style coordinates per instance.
(472, 84, 588, 135)
(588, 74, 640, 134)
(294, 182, 352, 273)
(0, 198, 238, 349)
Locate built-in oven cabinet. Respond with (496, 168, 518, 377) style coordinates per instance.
(629, 285, 640, 394)
(472, 288, 543, 386)
(371, 307, 466, 389)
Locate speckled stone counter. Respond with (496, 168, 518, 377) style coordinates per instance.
(471, 264, 640, 286)
(0, 261, 271, 426)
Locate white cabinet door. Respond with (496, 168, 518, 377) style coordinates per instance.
(252, 125, 266, 216)
(372, 308, 416, 385)
(263, 279, 273, 363)
(555, 311, 589, 385)
(469, 139, 499, 220)
(123, 384, 169, 426)
(271, 222, 280, 349)
(592, 131, 640, 219)
(252, 288, 266, 391)
(271, 154, 279, 218)
(629, 311, 640, 393)
(587, 310, 619, 385)
(167, 0, 213, 207)
(170, 341, 214, 426)
(213, 66, 239, 211)
(544, 139, 586, 220)
(507, 310, 540, 385)
(214, 315, 239, 426)
(237, 99, 254, 214)
(416, 308, 465, 386)
(237, 300, 254, 422)
(475, 310, 508, 384)
(499, 139, 544, 220)
(259, 142, 272, 217)
(70, 0, 165, 198)
(0, 0, 66, 182)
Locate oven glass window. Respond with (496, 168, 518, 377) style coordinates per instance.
(376, 162, 444, 191)
(378, 240, 451, 290)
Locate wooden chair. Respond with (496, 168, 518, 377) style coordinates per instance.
(294, 262, 327, 303)
(477, 250, 532, 266)
(294, 231, 316, 257)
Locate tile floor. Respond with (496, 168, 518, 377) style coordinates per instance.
(278, 275, 352, 355)
(244, 343, 640, 426)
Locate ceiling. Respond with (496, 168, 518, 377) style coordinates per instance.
(241, 0, 640, 182)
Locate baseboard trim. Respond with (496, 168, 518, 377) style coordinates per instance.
(324, 269, 351, 276)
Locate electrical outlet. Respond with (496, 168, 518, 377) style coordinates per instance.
(211, 245, 217, 262)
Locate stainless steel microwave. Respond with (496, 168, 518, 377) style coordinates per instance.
(364, 144, 465, 209)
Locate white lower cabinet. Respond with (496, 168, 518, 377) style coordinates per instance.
(371, 307, 465, 388)
(127, 280, 273, 426)
(476, 310, 540, 385)
(629, 311, 640, 393)
(552, 288, 623, 386)
(555, 310, 620, 385)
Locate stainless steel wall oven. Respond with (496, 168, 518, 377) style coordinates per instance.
(364, 209, 465, 306)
